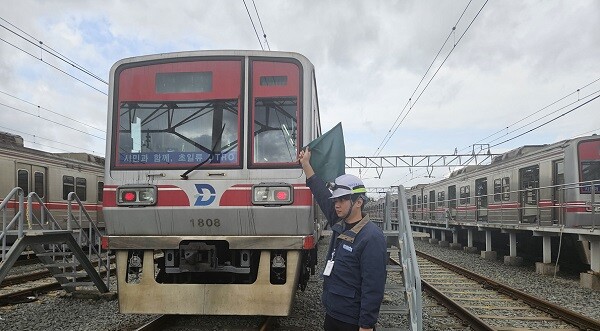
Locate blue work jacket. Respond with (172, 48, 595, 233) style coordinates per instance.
(306, 175, 387, 328)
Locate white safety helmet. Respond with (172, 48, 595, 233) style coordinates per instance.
(328, 174, 367, 199)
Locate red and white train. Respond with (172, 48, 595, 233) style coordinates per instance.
(102, 50, 324, 315)
(404, 135, 600, 228)
(0, 132, 104, 229)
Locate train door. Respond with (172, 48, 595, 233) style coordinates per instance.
(429, 190, 435, 220)
(16, 163, 47, 200)
(475, 177, 488, 222)
(16, 163, 47, 223)
(552, 160, 564, 224)
(519, 165, 539, 223)
(448, 185, 456, 220)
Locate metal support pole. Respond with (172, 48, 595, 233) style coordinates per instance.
(486, 230, 492, 251)
(467, 229, 473, 247)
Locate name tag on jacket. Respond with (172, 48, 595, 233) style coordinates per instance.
(342, 244, 353, 252)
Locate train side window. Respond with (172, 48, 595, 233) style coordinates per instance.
(76, 177, 87, 201)
(437, 191, 445, 207)
(502, 177, 510, 201)
(63, 175, 74, 200)
(98, 181, 104, 202)
(448, 185, 456, 208)
(17, 169, 29, 196)
(34, 171, 45, 198)
(493, 179, 502, 202)
(460, 185, 470, 205)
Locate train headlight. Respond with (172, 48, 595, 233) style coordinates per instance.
(252, 183, 293, 206)
(117, 185, 157, 206)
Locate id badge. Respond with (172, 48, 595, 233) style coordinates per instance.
(323, 260, 334, 276)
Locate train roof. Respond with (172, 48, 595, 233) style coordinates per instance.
(0, 132, 104, 167)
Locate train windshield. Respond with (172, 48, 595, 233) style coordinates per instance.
(578, 139, 600, 194)
(117, 101, 239, 166)
(112, 59, 242, 169)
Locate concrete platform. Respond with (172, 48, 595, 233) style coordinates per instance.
(438, 240, 449, 247)
(481, 250, 497, 260)
(449, 243, 462, 250)
(536, 262, 559, 275)
(503, 256, 523, 266)
(580, 272, 600, 291)
(463, 246, 478, 254)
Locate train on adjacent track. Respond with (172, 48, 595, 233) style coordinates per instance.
(368, 135, 600, 265)
(102, 50, 324, 315)
(404, 135, 600, 227)
(0, 131, 104, 229)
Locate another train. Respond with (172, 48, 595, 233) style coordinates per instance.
(403, 135, 599, 228)
(0, 131, 104, 227)
(102, 50, 324, 315)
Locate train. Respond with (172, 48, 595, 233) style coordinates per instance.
(102, 50, 324, 315)
(0, 131, 104, 230)
(404, 135, 599, 227)
(367, 135, 600, 265)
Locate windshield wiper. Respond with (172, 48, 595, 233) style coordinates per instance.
(180, 124, 226, 180)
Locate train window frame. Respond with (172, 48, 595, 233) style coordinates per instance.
(34, 171, 45, 199)
(17, 169, 29, 196)
(493, 178, 501, 202)
(448, 185, 457, 209)
(459, 185, 470, 205)
(98, 181, 104, 202)
(437, 191, 445, 207)
(111, 57, 245, 171)
(501, 177, 510, 201)
(63, 175, 74, 200)
(76, 177, 87, 201)
(248, 57, 303, 169)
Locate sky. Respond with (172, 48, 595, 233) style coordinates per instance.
(1, 0, 599, 196)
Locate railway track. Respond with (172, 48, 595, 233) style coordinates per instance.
(0, 259, 116, 305)
(416, 250, 600, 330)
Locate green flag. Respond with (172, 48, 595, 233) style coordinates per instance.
(305, 122, 345, 182)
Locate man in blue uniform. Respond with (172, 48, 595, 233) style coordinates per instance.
(299, 147, 387, 331)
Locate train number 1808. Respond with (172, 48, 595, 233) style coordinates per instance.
(190, 218, 220, 227)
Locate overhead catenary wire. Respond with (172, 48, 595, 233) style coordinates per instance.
(242, 0, 264, 50)
(251, 0, 270, 51)
(0, 16, 108, 85)
(458, 77, 600, 154)
(0, 89, 106, 133)
(374, 0, 475, 157)
(0, 101, 105, 140)
(489, 94, 600, 148)
(376, 0, 489, 155)
(0, 35, 108, 95)
(0, 125, 100, 154)
(378, 0, 489, 156)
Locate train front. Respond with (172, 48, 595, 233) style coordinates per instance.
(102, 51, 319, 315)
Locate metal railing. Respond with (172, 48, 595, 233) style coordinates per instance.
(396, 186, 423, 331)
(0, 187, 25, 260)
(368, 180, 600, 229)
(0, 188, 109, 290)
(66, 192, 110, 287)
